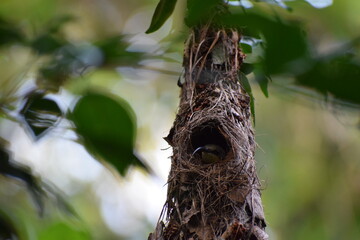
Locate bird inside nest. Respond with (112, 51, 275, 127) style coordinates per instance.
(193, 144, 226, 163)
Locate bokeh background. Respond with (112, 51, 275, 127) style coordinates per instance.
(0, 0, 360, 239)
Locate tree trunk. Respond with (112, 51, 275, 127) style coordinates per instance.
(149, 25, 268, 240)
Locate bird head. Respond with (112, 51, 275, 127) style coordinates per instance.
(193, 144, 225, 163)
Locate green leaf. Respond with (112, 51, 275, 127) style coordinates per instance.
(238, 71, 252, 94)
(70, 92, 148, 175)
(254, 70, 270, 98)
(241, 63, 254, 75)
(146, 0, 177, 34)
(220, 12, 309, 74)
(263, 21, 308, 74)
(39, 222, 90, 240)
(240, 42, 252, 54)
(20, 91, 62, 139)
(186, 0, 225, 27)
(238, 71, 256, 124)
(250, 94, 256, 126)
(295, 54, 360, 106)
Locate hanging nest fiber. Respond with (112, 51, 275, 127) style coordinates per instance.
(149, 27, 267, 240)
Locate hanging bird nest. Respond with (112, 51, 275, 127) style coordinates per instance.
(149, 27, 267, 240)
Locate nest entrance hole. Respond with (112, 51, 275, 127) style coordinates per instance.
(190, 122, 230, 155)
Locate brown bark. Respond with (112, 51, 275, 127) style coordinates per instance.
(149, 25, 267, 240)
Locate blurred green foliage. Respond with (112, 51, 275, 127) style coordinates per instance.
(38, 222, 91, 240)
(255, 92, 360, 239)
(0, 212, 19, 240)
(20, 91, 62, 139)
(71, 92, 148, 176)
(0, 0, 359, 239)
(0, 143, 45, 216)
(0, 17, 24, 46)
(146, 0, 177, 33)
(148, 0, 360, 113)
